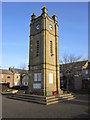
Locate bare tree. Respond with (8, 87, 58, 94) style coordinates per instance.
(60, 53, 82, 92)
(62, 53, 82, 64)
(20, 63, 27, 70)
(63, 53, 69, 64)
(60, 53, 82, 75)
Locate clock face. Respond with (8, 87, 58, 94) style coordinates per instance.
(49, 24, 53, 31)
(36, 24, 40, 30)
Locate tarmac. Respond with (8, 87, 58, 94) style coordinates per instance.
(1, 94, 89, 118)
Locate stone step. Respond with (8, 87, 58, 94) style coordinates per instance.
(13, 93, 46, 99)
(16, 93, 58, 100)
(67, 97, 75, 100)
(16, 93, 46, 99)
(8, 96, 46, 105)
(60, 95, 74, 99)
(7, 94, 59, 105)
(57, 97, 75, 103)
(59, 94, 75, 99)
(8, 96, 59, 105)
(7, 93, 75, 105)
(47, 100, 59, 105)
(57, 93, 75, 102)
(10, 94, 46, 102)
(60, 93, 73, 97)
(46, 97, 59, 102)
(46, 95, 56, 100)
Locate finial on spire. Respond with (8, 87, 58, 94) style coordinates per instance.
(44, 4, 46, 8)
(41, 4, 47, 15)
(54, 11, 55, 16)
(52, 11, 57, 21)
(31, 11, 36, 21)
(33, 11, 35, 15)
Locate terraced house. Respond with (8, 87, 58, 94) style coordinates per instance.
(0, 69, 14, 87)
(9, 67, 28, 86)
(60, 60, 89, 90)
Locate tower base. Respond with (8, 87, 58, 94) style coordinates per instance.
(27, 88, 62, 96)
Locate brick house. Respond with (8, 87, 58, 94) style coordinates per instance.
(9, 67, 28, 86)
(60, 60, 89, 90)
(0, 69, 14, 87)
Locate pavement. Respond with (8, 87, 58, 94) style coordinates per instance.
(0, 94, 89, 118)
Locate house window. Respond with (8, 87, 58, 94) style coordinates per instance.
(14, 82, 18, 86)
(85, 70, 88, 75)
(2, 75, 3, 79)
(34, 73, 41, 81)
(49, 73, 53, 84)
(60, 73, 63, 77)
(38, 73, 41, 81)
(7, 75, 10, 78)
(37, 41, 39, 56)
(50, 41, 53, 55)
(34, 73, 37, 81)
(78, 71, 82, 76)
(24, 82, 28, 86)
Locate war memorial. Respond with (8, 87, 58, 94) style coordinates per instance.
(28, 4, 60, 96)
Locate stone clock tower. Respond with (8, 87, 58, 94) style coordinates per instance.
(28, 5, 60, 96)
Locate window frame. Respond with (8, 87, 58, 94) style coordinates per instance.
(50, 41, 53, 56)
(85, 69, 88, 75)
(2, 74, 3, 79)
(7, 75, 11, 79)
(34, 73, 41, 82)
(37, 40, 39, 56)
(34, 73, 37, 81)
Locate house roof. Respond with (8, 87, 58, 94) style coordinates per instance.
(0, 69, 13, 74)
(60, 60, 88, 71)
(9, 67, 28, 74)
